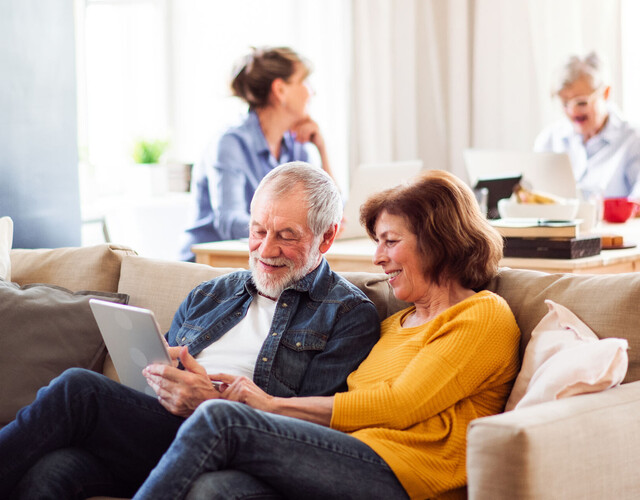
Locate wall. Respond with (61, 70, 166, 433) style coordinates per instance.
(0, 0, 81, 248)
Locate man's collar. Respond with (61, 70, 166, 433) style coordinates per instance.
(247, 258, 332, 301)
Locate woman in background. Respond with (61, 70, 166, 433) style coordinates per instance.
(137, 170, 521, 500)
(181, 46, 335, 260)
(534, 52, 640, 200)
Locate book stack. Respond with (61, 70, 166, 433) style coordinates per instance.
(490, 219, 602, 259)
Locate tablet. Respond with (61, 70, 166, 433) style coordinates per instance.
(89, 299, 171, 397)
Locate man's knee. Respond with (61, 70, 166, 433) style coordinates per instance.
(191, 399, 256, 430)
(50, 367, 102, 391)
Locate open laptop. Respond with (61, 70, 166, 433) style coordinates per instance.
(338, 160, 423, 240)
(89, 299, 172, 397)
(463, 150, 578, 200)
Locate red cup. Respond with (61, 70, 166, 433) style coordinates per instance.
(603, 198, 639, 223)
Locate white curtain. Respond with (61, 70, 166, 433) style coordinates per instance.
(350, 0, 630, 183)
(350, 0, 472, 180)
(473, 0, 622, 150)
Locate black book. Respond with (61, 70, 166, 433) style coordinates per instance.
(503, 236, 602, 259)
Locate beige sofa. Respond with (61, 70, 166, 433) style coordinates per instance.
(9, 244, 640, 499)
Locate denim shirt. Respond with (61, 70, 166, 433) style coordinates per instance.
(166, 259, 380, 397)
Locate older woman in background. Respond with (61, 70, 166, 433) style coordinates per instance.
(181, 46, 335, 260)
(135, 170, 520, 500)
(534, 52, 640, 200)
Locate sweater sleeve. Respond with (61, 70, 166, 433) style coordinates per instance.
(331, 295, 519, 432)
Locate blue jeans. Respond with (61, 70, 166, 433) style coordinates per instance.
(0, 368, 184, 499)
(134, 399, 409, 500)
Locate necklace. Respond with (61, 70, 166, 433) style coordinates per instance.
(258, 291, 278, 301)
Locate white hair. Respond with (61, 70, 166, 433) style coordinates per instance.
(252, 161, 342, 238)
(553, 51, 608, 95)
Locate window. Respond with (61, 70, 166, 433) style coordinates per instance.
(76, 0, 351, 199)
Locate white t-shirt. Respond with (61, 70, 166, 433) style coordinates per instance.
(195, 293, 277, 379)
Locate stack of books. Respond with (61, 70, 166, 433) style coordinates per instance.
(490, 219, 602, 259)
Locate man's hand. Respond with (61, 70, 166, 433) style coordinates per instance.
(211, 373, 275, 413)
(143, 346, 220, 417)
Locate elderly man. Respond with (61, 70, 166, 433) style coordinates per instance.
(0, 162, 379, 499)
(535, 52, 640, 200)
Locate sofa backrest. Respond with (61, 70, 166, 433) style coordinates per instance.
(11, 245, 640, 384)
(487, 267, 640, 384)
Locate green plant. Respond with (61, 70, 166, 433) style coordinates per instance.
(132, 139, 169, 164)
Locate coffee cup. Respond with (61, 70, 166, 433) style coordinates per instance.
(603, 198, 639, 223)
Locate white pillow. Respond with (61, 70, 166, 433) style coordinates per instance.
(0, 216, 13, 281)
(506, 299, 628, 411)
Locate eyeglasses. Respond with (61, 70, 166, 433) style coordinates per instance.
(560, 87, 603, 112)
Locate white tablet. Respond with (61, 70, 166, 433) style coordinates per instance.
(89, 299, 172, 397)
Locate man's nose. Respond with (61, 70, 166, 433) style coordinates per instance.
(260, 234, 280, 258)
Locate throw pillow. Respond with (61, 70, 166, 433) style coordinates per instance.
(0, 280, 129, 426)
(0, 216, 13, 281)
(506, 299, 628, 411)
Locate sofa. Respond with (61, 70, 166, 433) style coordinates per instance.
(8, 243, 640, 499)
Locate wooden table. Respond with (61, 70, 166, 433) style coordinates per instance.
(192, 220, 640, 275)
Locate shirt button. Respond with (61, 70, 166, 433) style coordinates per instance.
(262, 357, 268, 362)
(181, 337, 186, 342)
(272, 332, 278, 336)
(282, 303, 288, 308)
(296, 342, 302, 347)
(235, 311, 242, 316)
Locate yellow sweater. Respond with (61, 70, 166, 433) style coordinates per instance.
(330, 290, 520, 500)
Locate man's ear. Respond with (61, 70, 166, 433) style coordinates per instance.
(602, 85, 611, 100)
(318, 224, 339, 254)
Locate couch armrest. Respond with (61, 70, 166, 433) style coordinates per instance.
(467, 381, 640, 499)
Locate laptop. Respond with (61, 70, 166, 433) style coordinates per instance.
(463, 150, 578, 200)
(338, 160, 423, 240)
(89, 299, 172, 397)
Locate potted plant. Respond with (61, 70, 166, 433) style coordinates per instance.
(131, 139, 191, 195)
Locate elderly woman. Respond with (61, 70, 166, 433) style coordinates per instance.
(135, 170, 520, 500)
(181, 46, 335, 260)
(534, 52, 640, 200)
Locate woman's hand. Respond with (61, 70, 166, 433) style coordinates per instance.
(291, 116, 325, 150)
(291, 115, 337, 185)
(143, 346, 220, 417)
(212, 373, 334, 426)
(210, 373, 276, 413)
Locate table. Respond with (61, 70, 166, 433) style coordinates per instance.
(192, 219, 640, 275)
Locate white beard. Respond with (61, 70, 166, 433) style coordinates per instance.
(249, 245, 321, 298)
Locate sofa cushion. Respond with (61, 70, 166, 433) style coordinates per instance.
(487, 268, 640, 383)
(0, 216, 13, 281)
(506, 299, 628, 410)
(10, 244, 137, 292)
(0, 279, 129, 426)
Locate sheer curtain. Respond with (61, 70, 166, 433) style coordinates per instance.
(349, 0, 632, 183)
(473, 0, 622, 151)
(350, 0, 472, 179)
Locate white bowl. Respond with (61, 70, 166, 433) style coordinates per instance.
(497, 198, 580, 220)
